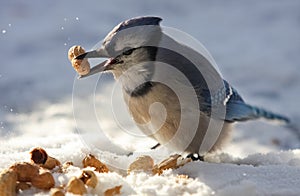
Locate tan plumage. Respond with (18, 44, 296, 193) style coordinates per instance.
(120, 80, 232, 154)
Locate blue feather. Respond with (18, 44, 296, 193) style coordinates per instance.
(200, 80, 290, 124)
(117, 16, 162, 32)
(224, 101, 290, 123)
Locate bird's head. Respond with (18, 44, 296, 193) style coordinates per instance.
(76, 16, 162, 79)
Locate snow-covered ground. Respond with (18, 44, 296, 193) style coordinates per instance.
(1, 1, 300, 195)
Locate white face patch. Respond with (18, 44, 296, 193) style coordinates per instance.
(116, 62, 154, 94)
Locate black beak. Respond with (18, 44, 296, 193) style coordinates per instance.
(75, 48, 109, 60)
(76, 47, 110, 79)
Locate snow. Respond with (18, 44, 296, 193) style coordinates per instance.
(1, 0, 300, 195)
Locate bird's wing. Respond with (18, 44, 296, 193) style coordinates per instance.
(158, 33, 225, 92)
(200, 80, 289, 123)
(155, 34, 289, 124)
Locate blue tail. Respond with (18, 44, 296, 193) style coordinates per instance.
(200, 80, 290, 124)
(225, 102, 290, 124)
(250, 105, 290, 123)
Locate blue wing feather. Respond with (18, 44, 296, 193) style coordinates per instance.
(200, 80, 290, 123)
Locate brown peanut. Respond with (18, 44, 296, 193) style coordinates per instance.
(68, 45, 90, 75)
(79, 170, 98, 188)
(30, 147, 61, 170)
(104, 185, 122, 196)
(152, 154, 191, 175)
(31, 171, 55, 190)
(16, 182, 31, 191)
(9, 162, 39, 182)
(30, 147, 48, 164)
(82, 154, 109, 173)
(0, 169, 17, 196)
(128, 155, 154, 174)
(50, 188, 65, 196)
(66, 177, 87, 195)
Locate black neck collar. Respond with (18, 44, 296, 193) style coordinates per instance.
(125, 81, 155, 97)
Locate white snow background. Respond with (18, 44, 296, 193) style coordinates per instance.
(1, 0, 300, 195)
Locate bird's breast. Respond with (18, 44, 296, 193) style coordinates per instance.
(122, 82, 232, 153)
(123, 83, 181, 141)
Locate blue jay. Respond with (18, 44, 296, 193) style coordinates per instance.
(76, 16, 289, 158)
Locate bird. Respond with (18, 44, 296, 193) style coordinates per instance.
(76, 16, 290, 159)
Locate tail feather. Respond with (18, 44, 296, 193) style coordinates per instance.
(250, 105, 290, 124)
(225, 101, 290, 124)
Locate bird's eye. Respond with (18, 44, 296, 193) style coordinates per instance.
(122, 49, 133, 56)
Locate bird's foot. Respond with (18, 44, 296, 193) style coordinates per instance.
(150, 143, 161, 150)
(186, 153, 204, 161)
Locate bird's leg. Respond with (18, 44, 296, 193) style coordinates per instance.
(186, 153, 204, 161)
(150, 143, 161, 150)
(126, 143, 161, 157)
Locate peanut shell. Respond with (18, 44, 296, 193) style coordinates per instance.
(31, 171, 55, 190)
(0, 169, 17, 196)
(79, 170, 98, 188)
(68, 45, 86, 61)
(50, 188, 65, 196)
(42, 156, 61, 170)
(66, 177, 87, 195)
(152, 154, 191, 175)
(82, 154, 109, 173)
(128, 155, 154, 174)
(16, 182, 31, 191)
(68, 45, 90, 75)
(30, 147, 48, 164)
(104, 185, 122, 196)
(9, 162, 39, 182)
